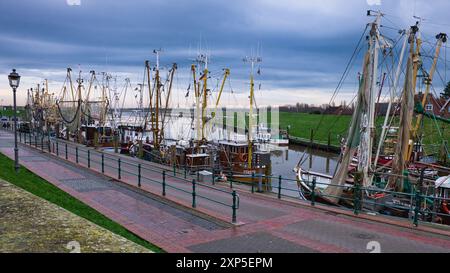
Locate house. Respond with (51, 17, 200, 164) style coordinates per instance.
(415, 93, 450, 119)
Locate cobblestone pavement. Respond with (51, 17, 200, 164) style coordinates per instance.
(0, 179, 150, 253)
(1, 130, 450, 253)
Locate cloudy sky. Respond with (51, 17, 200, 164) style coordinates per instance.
(1, 0, 449, 107)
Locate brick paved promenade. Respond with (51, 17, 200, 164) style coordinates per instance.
(1, 130, 450, 253)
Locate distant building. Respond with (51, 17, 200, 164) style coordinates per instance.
(415, 93, 450, 119)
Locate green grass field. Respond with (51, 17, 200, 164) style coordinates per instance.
(279, 112, 351, 146)
(0, 152, 163, 253)
(279, 111, 449, 150)
(0, 107, 25, 119)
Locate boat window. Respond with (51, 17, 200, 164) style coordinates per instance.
(425, 104, 433, 111)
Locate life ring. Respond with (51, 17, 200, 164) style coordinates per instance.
(442, 201, 450, 215)
(239, 153, 248, 162)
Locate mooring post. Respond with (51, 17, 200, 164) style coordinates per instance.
(414, 190, 421, 227)
(138, 164, 141, 187)
(251, 172, 255, 193)
(65, 143, 68, 159)
(75, 147, 79, 163)
(354, 183, 360, 215)
(311, 177, 316, 206)
(278, 175, 282, 199)
(118, 158, 121, 179)
(327, 131, 331, 151)
(258, 170, 263, 193)
(232, 190, 237, 224)
(101, 153, 104, 173)
(192, 179, 196, 208)
(162, 170, 166, 196)
(87, 150, 90, 168)
(114, 134, 118, 154)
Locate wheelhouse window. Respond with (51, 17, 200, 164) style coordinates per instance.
(425, 104, 433, 111)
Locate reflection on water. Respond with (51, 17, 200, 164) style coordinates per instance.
(271, 145, 339, 179)
(270, 145, 339, 198)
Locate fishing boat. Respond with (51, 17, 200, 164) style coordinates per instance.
(216, 55, 272, 188)
(435, 175, 450, 224)
(294, 11, 450, 217)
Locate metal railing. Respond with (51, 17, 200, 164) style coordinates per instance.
(18, 131, 239, 224)
(14, 129, 450, 228)
(222, 168, 450, 227)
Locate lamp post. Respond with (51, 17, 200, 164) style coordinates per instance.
(8, 69, 21, 173)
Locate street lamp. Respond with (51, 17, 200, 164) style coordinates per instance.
(8, 69, 21, 173)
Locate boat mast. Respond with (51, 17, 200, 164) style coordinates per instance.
(191, 64, 201, 146)
(76, 69, 83, 143)
(243, 55, 261, 169)
(361, 11, 381, 186)
(373, 29, 409, 173)
(409, 33, 447, 159)
(153, 49, 162, 149)
(160, 63, 178, 140)
(201, 55, 208, 142)
(389, 23, 420, 190)
(145, 60, 153, 133)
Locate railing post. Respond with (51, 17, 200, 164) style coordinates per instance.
(311, 177, 316, 206)
(35, 134, 37, 148)
(118, 158, 121, 179)
(232, 190, 237, 224)
(138, 164, 141, 187)
(173, 163, 176, 177)
(101, 153, 104, 173)
(192, 179, 196, 208)
(278, 175, 282, 199)
(41, 136, 44, 151)
(354, 183, 360, 215)
(52, 142, 55, 154)
(75, 147, 79, 163)
(162, 170, 166, 196)
(19, 131, 22, 143)
(56, 141, 59, 156)
(29, 132, 31, 145)
(251, 172, 255, 193)
(184, 168, 187, 179)
(88, 150, 91, 168)
(65, 143, 68, 159)
(414, 190, 421, 227)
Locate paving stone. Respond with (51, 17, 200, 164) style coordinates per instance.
(188, 232, 317, 253)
